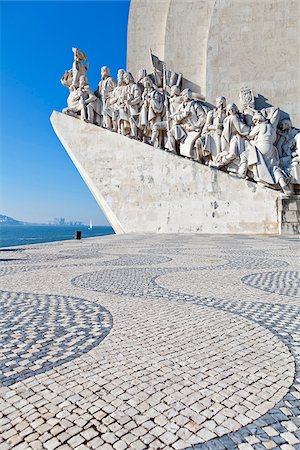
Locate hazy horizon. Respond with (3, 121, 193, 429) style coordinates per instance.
(0, 213, 114, 226)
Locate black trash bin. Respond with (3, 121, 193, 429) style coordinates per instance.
(75, 231, 82, 240)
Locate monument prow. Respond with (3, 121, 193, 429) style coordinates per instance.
(51, 111, 298, 235)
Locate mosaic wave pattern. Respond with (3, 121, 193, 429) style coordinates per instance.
(242, 271, 300, 298)
(0, 290, 112, 386)
(72, 263, 300, 448)
(0, 234, 299, 450)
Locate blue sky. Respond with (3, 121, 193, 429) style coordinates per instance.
(1, 0, 130, 225)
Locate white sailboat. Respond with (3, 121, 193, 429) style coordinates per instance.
(88, 218, 93, 230)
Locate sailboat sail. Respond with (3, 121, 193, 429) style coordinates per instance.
(88, 219, 93, 230)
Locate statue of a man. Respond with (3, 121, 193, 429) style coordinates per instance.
(96, 66, 117, 129)
(148, 89, 166, 147)
(119, 71, 142, 138)
(167, 88, 203, 154)
(210, 103, 250, 169)
(201, 96, 226, 161)
(107, 69, 126, 132)
(71, 48, 89, 89)
(244, 110, 294, 194)
(63, 76, 100, 124)
(150, 85, 182, 149)
(138, 76, 156, 141)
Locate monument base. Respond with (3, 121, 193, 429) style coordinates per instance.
(51, 111, 300, 235)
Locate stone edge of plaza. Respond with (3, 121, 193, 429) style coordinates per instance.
(51, 0, 300, 235)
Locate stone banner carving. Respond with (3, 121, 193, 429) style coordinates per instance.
(61, 48, 300, 196)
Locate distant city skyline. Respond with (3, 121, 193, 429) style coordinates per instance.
(1, 0, 130, 226)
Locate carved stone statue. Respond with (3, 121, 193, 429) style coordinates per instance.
(201, 97, 226, 162)
(63, 76, 100, 124)
(138, 76, 156, 141)
(244, 110, 294, 194)
(166, 89, 206, 155)
(96, 66, 117, 129)
(210, 103, 250, 169)
(148, 89, 166, 147)
(60, 47, 300, 196)
(151, 85, 187, 151)
(119, 71, 142, 138)
(107, 69, 126, 132)
(71, 48, 89, 89)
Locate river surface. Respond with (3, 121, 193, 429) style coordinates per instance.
(0, 225, 114, 248)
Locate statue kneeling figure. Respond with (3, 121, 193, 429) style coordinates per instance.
(63, 76, 101, 125)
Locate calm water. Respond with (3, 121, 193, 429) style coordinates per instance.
(0, 225, 114, 248)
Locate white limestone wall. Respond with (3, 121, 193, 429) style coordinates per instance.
(127, 0, 170, 77)
(51, 112, 282, 235)
(127, 0, 300, 124)
(206, 0, 300, 125)
(164, 0, 214, 95)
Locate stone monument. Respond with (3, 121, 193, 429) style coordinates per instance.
(51, 0, 300, 235)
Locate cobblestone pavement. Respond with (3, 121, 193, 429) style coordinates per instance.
(0, 234, 299, 450)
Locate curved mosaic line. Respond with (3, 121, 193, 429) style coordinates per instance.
(242, 270, 300, 298)
(184, 297, 300, 450)
(0, 290, 113, 386)
(138, 247, 196, 255)
(58, 248, 106, 258)
(72, 266, 299, 448)
(0, 254, 173, 280)
(220, 257, 289, 270)
(102, 254, 172, 266)
(220, 249, 268, 256)
(0, 252, 84, 266)
(57, 250, 173, 265)
(0, 260, 118, 278)
(72, 267, 198, 300)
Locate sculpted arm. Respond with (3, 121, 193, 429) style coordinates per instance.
(85, 89, 97, 105)
(248, 124, 260, 140)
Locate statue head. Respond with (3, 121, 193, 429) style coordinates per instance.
(123, 71, 134, 85)
(252, 112, 266, 125)
(216, 96, 226, 109)
(128, 72, 135, 83)
(117, 69, 125, 85)
(182, 88, 193, 102)
(101, 66, 110, 79)
(170, 85, 180, 97)
(138, 68, 147, 81)
(123, 71, 130, 85)
(278, 118, 292, 133)
(226, 103, 238, 115)
(141, 75, 153, 89)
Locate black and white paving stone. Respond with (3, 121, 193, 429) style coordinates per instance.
(0, 233, 299, 450)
